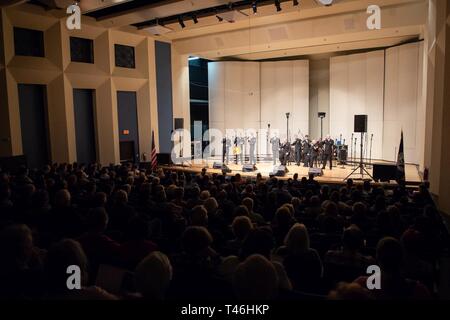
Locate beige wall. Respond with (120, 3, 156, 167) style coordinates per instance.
(0, 5, 160, 165)
(309, 59, 330, 139)
(422, 0, 450, 216)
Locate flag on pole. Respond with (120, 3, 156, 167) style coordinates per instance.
(151, 130, 157, 170)
(396, 130, 405, 183)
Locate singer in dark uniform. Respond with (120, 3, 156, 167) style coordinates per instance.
(322, 134, 334, 170)
(279, 140, 291, 166)
(302, 135, 311, 167)
(291, 135, 302, 166)
(309, 140, 319, 168)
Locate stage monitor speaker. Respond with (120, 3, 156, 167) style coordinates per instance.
(174, 118, 184, 130)
(213, 162, 223, 169)
(242, 164, 257, 172)
(0, 155, 27, 174)
(213, 162, 231, 173)
(308, 167, 323, 177)
(373, 163, 397, 182)
(156, 153, 172, 165)
(271, 165, 287, 177)
(354, 115, 368, 133)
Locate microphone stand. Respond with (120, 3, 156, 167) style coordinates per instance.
(353, 136, 357, 169)
(368, 134, 374, 169)
(350, 133, 354, 165)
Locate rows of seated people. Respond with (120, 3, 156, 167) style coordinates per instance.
(0, 162, 448, 300)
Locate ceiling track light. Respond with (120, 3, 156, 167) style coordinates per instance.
(293, 0, 299, 6)
(178, 16, 185, 28)
(216, 15, 223, 22)
(191, 13, 198, 24)
(252, 1, 257, 14)
(274, 0, 282, 12)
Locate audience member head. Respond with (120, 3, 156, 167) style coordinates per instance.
(342, 225, 364, 252)
(45, 239, 89, 293)
(232, 216, 253, 241)
(191, 205, 208, 227)
(181, 226, 213, 257)
(233, 254, 278, 300)
(54, 189, 71, 208)
(135, 251, 172, 300)
(284, 223, 310, 255)
(376, 237, 403, 273)
(0, 224, 33, 271)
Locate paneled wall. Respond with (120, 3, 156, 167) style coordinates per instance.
(208, 60, 309, 154)
(0, 5, 160, 165)
(330, 50, 385, 160)
(384, 42, 424, 166)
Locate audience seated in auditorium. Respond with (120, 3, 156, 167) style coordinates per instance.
(0, 162, 447, 300)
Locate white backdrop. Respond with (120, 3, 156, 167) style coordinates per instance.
(330, 50, 385, 161)
(208, 42, 425, 164)
(384, 42, 424, 166)
(208, 60, 309, 154)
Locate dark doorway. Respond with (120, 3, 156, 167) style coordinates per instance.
(18, 84, 49, 169)
(189, 57, 209, 151)
(73, 89, 97, 164)
(117, 91, 139, 163)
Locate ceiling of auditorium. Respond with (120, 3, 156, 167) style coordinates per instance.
(3, 0, 426, 60)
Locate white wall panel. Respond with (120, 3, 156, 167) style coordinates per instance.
(383, 42, 422, 164)
(330, 50, 384, 160)
(209, 60, 309, 155)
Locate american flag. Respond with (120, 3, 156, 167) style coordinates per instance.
(151, 130, 157, 170)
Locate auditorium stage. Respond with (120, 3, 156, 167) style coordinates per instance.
(160, 159, 422, 187)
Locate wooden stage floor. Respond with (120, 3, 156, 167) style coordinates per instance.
(161, 158, 422, 186)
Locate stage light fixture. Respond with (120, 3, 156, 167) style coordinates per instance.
(216, 15, 223, 22)
(252, 1, 257, 14)
(293, 0, 299, 6)
(178, 16, 185, 28)
(192, 14, 198, 24)
(275, 0, 282, 12)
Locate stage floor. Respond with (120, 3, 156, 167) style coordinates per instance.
(162, 158, 422, 186)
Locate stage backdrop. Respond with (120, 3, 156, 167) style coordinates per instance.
(330, 50, 385, 161)
(208, 60, 309, 154)
(330, 42, 425, 166)
(384, 42, 425, 166)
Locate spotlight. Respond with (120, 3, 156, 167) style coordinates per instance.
(293, 0, 299, 6)
(192, 13, 198, 24)
(216, 15, 223, 22)
(274, 0, 282, 12)
(178, 16, 185, 28)
(252, 1, 257, 14)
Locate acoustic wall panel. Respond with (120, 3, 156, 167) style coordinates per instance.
(330, 50, 384, 160)
(383, 42, 422, 164)
(208, 60, 309, 155)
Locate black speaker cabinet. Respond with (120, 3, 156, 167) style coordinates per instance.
(174, 118, 184, 130)
(156, 153, 172, 165)
(373, 163, 397, 182)
(354, 115, 368, 133)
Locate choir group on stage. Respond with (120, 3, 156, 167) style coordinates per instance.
(222, 133, 342, 170)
